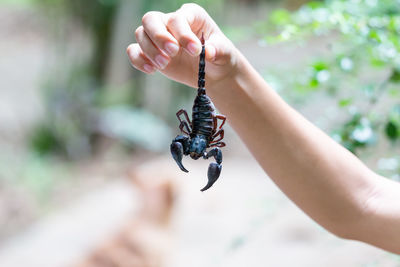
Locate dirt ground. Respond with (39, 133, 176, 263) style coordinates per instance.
(0, 156, 397, 267)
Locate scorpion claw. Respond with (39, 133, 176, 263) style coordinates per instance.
(170, 141, 189, 173)
(201, 162, 222, 192)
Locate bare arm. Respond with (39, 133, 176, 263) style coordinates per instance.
(208, 52, 400, 253)
(127, 4, 400, 253)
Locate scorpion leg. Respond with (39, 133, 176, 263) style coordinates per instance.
(210, 129, 225, 144)
(170, 135, 190, 173)
(179, 121, 191, 136)
(215, 114, 226, 130)
(201, 147, 223, 192)
(176, 109, 192, 135)
(210, 142, 226, 148)
(211, 115, 225, 136)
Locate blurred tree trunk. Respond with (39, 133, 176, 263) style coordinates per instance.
(104, 0, 142, 87)
(284, 0, 311, 10)
(103, 0, 174, 119)
(91, 4, 117, 86)
(143, 73, 173, 120)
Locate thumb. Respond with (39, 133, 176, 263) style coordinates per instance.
(204, 33, 234, 66)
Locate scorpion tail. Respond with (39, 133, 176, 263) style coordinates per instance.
(197, 32, 206, 96)
(200, 162, 222, 192)
(170, 141, 189, 173)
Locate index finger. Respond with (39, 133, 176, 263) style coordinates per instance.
(141, 11, 180, 57)
(166, 10, 202, 57)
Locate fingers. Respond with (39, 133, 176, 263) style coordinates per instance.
(135, 26, 170, 69)
(128, 3, 231, 75)
(166, 11, 202, 56)
(126, 43, 156, 74)
(141, 11, 180, 57)
(141, 6, 205, 57)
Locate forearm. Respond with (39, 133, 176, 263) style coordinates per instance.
(208, 50, 400, 252)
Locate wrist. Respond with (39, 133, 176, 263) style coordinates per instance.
(206, 48, 277, 124)
(207, 48, 266, 101)
(207, 48, 246, 94)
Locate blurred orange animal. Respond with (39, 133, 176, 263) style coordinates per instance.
(76, 164, 177, 267)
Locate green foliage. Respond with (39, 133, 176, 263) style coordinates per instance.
(260, 0, 400, 173)
(332, 112, 375, 153)
(29, 63, 100, 159)
(385, 105, 400, 141)
(30, 124, 63, 156)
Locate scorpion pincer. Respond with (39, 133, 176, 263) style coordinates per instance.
(170, 33, 226, 192)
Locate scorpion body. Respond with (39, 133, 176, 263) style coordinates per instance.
(170, 34, 226, 191)
(191, 95, 214, 142)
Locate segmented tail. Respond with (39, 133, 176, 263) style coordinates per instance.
(197, 33, 206, 96)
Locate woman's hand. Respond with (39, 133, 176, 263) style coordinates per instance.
(126, 3, 239, 89)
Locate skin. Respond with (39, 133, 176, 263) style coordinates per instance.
(127, 3, 400, 253)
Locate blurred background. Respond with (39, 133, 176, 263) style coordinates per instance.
(1, 0, 400, 266)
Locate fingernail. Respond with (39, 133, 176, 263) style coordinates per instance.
(186, 42, 200, 56)
(155, 54, 169, 69)
(143, 64, 154, 73)
(164, 42, 179, 56)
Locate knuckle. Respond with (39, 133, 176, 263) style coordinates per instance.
(142, 11, 153, 24)
(153, 31, 165, 42)
(180, 3, 205, 14)
(137, 44, 153, 57)
(180, 33, 192, 43)
(126, 44, 139, 58)
(167, 13, 179, 26)
(166, 32, 189, 46)
(141, 49, 154, 59)
(181, 3, 200, 10)
(142, 11, 158, 25)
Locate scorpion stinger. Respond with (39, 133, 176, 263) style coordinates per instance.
(170, 33, 227, 191)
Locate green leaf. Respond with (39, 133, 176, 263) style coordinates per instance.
(390, 68, 400, 83)
(388, 88, 400, 98)
(270, 9, 291, 25)
(368, 30, 382, 42)
(307, 1, 323, 9)
(338, 98, 353, 107)
(30, 124, 63, 156)
(312, 61, 328, 71)
(370, 57, 387, 67)
(309, 78, 319, 88)
(385, 121, 398, 141)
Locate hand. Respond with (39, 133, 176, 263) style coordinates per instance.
(126, 3, 239, 89)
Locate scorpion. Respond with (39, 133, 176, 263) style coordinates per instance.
(170, 33, 226, 192)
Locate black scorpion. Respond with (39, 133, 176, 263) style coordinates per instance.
(170, 34, 226, 192)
